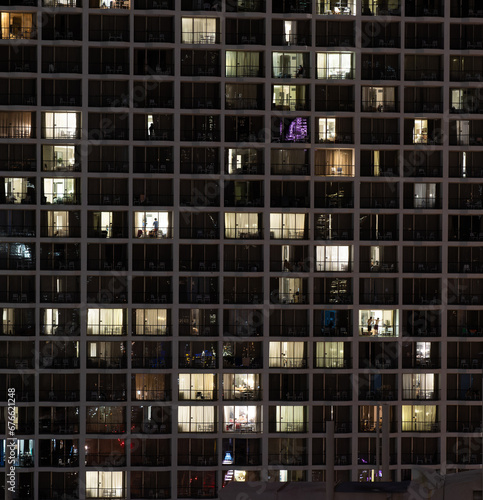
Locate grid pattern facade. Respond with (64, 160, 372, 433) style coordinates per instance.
(1, 0, 483, 497)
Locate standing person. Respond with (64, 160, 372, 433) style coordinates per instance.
(153, 218, 159, 237)
(142, 218, 147, 237)
(149, 122, 155, 138)
(296, 65, 304, 77)
(374, 318, 380, 336)
(367, 317, 373, 335)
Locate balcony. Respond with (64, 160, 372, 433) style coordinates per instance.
(406, 38, 443, 49)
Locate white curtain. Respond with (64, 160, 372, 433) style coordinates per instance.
(276, 406, 305, 432)
(316, 246, 350, 271)
(178, 406, 215, 432)
(87, 309, 123, 335)
(135, 308, 167, 335)
(269, 342, 305, 367)
(179, 374, 215, 400)
(316, 341, 344, 368)
(402, 405, 436, 431)
(402, 373, 434, 400)
(86, 471, 125, 498)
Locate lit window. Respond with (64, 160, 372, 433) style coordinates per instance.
(317, 52, 354, 80)
(87, 309, 125, 335)
(315, 341, 346, 368)
(42, 112, 80, 139)
(86, 471, 125, 499)
(181, 18, 217, 44)
(316, 246, 351, 271)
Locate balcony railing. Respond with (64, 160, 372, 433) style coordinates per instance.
(316, 229, 353, 241)
(361, 133, 398, 145)
(40, 356, 80, 368)
(181, 97, 220, 109)
(404, 70, 443, 81)
(315, 197, 354, 209)
(359, 389, 397, 401)
(225, 228, 262, 239)
(223, 292, 263, 304)
(402, 389, 439, 400)
(314, 293, 352, 304)
(361, 101, 399, 113)
(404, 229, 440, 241)
(179, 324, 217, 336)
(317, 326, 351, 337)
(177, 454, 216, 466)
(226, 65, 264, 77)
(181, 32, 220, 45)
(406, 38, 443, 49)
(315, 357, 351, 368)
(224, 260, 263, 272)
(360, 197, 399, 209)
(182, 65, 221, 77)
(450, 71, 483, 82)
(179, 228, 219, 240)
(178, 389, 217, 401)
(40, 390, 80, 402)
(40, 292, 80, 303)
(226, 33, 265, 45)
(180, 130, 220, 142)
(134, 161, 173, 174)
(226, 97, 265, 110)
(401, 421, 440, 432)
(271, 163, 309, 175)
(405, 102, 442, 113)
(225, 196, 264, 207)
(315, 99, 354, 112)
(135, 30, 174, 43)
(404, 262, 441, 273)
(360, 262, 397, 273)
(89, 29, 129, 42)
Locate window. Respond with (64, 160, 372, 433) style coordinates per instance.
(222, 373, 260, 400)
(317, 52, 354, 79)
(269, 341, 306, 368)
(315, 341, 346, 368)
(314, 149, 354, 176)
(414, 183, 437, 208)
(402, 374, 435, 400)
(315, 246, 351, 271)
(0, 12, 35, 39)
(318, 118, 336, 142)
(179, 374, 216, 400)
(226, 51, 261, 78)
(359, 309, 398, 336)
(223, 405, 261, 432)
(87, 309, 125, 335)
(413, 119, 428, 144)
(272, 51, 307, 78)
(274, 406, 306, 432)
(362, 86, 396, 111)
(133, 373, 169, 401)
(402, 405, 437, 431)
(42, 178, 77, 204)
(178, 406, 216, 433)
(42, 112, 80, 139)
(134, 309, 168, 335)
(224, 212, 261, 239)
(42, 145, 78, 171)
(270, 213, 306, 239)
(134, 211, 172, 238)
(86, 471, 125, 499)
(181, 18, 217, 44)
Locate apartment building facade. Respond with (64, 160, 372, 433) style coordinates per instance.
(0, 0, 482, 497)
